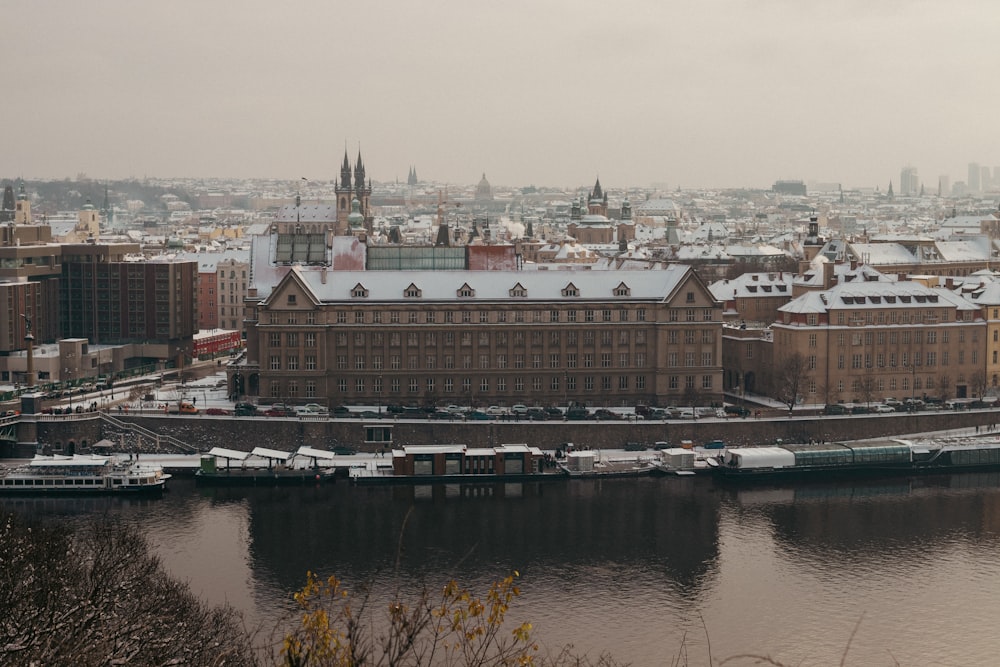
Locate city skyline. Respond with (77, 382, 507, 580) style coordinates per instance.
(5, 1, 1000, 190)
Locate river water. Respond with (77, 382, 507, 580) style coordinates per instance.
(5, 472, 1000, 666)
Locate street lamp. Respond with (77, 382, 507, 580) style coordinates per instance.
(64, 367, 73, 412)
(377, 374, 382, 416)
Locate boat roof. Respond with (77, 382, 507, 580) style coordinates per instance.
(296, 446, 338, 460)
(400, 444, 466, 455)
(206, 447, 249, 461)
(251, 446, 292, 461)
(30, 455, 109, 467)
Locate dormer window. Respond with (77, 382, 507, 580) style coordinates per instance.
(613, 282, 631, 297)
(561, 283, 579, 298)
(351, 283, 369, 298)
(509, 283, 528, 298)
(404, 283, 422, 298)
(458, 283, 476, 298)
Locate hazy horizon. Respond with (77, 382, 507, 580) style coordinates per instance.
(5, 1, 1000, 190)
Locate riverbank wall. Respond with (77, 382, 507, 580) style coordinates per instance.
(22, 409, 1000, 455)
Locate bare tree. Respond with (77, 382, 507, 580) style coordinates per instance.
(0, 510, 256, 667)
(971, 369, 989, 401)
(939, 374, 953, 402)
(773, 352, 809, 415)
(858, 369, 878, 408)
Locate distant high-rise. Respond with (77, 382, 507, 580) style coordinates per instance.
(969, 163, 981, 193)
(772, 180, 807, 196)
(983, 165, 993, 192)
(900, 166, 919, 196)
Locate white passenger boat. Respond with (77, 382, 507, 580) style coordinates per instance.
(0, 454, 170, 494)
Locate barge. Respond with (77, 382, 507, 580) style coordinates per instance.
(714, 438, 1000, 480)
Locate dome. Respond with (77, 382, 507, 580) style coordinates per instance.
(475, 173, 493, 201)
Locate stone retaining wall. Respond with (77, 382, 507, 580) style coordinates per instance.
(22, 410, 1000, 454)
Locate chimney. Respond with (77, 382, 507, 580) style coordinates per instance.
(321, 267, 327, 284)
(823, 261, 834, 288)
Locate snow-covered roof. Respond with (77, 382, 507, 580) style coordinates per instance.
(274, 204, 337, 223)
(780, 280, 980, 315)
(269, 264, 694, 304)
(709, 272, 794, 301)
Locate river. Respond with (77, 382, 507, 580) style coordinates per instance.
(5, 472, 1000, 666)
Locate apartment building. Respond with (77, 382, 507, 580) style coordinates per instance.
(237, 265, 723, 408)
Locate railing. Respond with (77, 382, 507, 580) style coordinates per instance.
(99, 412, 198, 454)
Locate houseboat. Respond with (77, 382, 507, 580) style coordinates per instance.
(714, 439, 1000, 480)
(195, 446, 337, 485)
(350, 443, 556, 484)
(0, 455, 169, 494)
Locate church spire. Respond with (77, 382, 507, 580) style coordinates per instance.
(340, 150, 352, 189)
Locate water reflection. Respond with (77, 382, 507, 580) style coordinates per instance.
(8, 474, 1000, 665)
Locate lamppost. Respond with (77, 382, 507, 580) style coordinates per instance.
(563, 370, 568, 409)
(64, 367, 73, 412)
(377, 374, 382, 416)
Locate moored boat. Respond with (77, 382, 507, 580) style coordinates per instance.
(715, 438, 1000, 481)
(0, 454, 170, 494)
(195, 446, 338, 485)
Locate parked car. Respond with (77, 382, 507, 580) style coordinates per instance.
(824, 404, 848, 415)
(332, 405, 352, 416)
(444, 405, 464, 414)
(525, 408, 550, 421)
(234, 402, 257, 416)
(466, 410, 491, 420)
(724, 405, 751, 417)
(204, 407, 229, 416)
(566, 406, 591, 420)
(332, 446, 358, 456)
(593, 409, 622, 420)
(872, 404, 896, 413)
(301, 403, 327, 413)
(510, 404, 529, 416)
(486, 405, 507, 416)
(386, 404, 405, 414)
(544, 406, 564, 418)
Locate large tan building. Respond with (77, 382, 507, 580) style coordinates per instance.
(237, 266, 723, 409)
(733, 279, 986, 405)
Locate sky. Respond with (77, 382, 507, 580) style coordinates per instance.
(4, 0, 1000, 190)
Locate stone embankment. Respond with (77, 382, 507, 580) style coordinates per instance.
(27, 409, 1000, 455)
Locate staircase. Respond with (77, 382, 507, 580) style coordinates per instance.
(99, 413, 198, 454)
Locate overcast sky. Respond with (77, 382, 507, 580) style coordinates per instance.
(4, 0, 999, 190)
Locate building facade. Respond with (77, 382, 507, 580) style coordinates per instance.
(236, 266, 723, 409)
(61, 247, 198, 354)
(763, 280, 985, 405)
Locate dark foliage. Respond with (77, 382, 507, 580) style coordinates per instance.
(0, 509, 255, 667)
